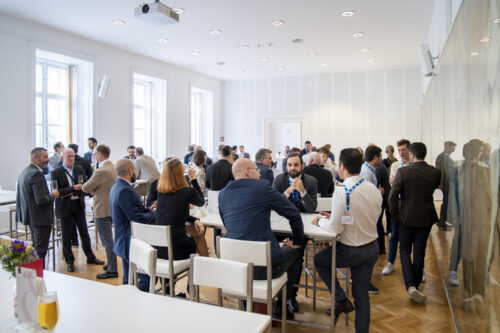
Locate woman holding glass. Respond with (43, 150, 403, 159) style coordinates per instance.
(155, 158, 208, 259)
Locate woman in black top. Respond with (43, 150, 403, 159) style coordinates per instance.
(155, 158, 208, 260)
(382, 145, 398, 169)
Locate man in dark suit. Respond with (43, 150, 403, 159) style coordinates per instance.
(299, 140, 312, 157)
(375, 158, 390, 254)
(84, 137, 97, 165)
(205, 145, 234, 191)
(110, 158, 156, 290)
(183, 144, 195, 164)
(50, 148, 103, 272)
(303, 152, 334, 197)
(68, 143, 93, 179)
(389, 142, 440, 304)
(239, 145, 250, 159)
(219, 158, 304, 320)
(17, 148, 60, 267)
(435, 141, 456, 231)
(255, 148, 274, 185)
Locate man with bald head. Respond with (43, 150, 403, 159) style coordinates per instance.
(218, 158, 304, 320)
(50, 148, 104, 272)
(303, 152, 334, 197)
(110, 158, 156, 290)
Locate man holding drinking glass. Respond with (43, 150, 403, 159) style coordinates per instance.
(50, 148, 104, 272)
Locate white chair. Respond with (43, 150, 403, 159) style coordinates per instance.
(207, 190, 220, 214)
(217, 237, 288, 332)
(188, 254, 254, 312)
(127, 237, 157, 293)
(131, 222, 190, 297)
(316, 197, 331, 212)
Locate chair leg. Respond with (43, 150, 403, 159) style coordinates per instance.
(282, 287, 286, 333)
(161, 278, 166, 296)
(169, 276, 174, 297)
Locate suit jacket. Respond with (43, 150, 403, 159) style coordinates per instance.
(135, 155, 160, 181)
(375, 163, 390, 202)
(218, 178, 304, 264)
(16, 164, 55, 226)
(50, 165, 86, 219)
(82, 160, 117, 218)
(83, 151, 93, 164)
(389, 161, 441, 227)
(435, 152, 454, 192)
(240, 152, 250, 159)
(75, 154, 93, 179)
(183, 152, 194, 165)
(273, 173, 318, 213)
(110, 178, 156, 259)
(299, 148, 309, 157)
(256, 161, 274, 186)
(205, 159, 234, 191)
(303, 164, 334, 197)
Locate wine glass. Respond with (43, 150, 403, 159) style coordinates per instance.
(77, 175, 84, 184)
(37, 291, 59, 332)
(50, 180, 58, 191)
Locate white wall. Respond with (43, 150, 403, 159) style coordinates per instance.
(0, 13, 221, 190)
(222, 69, 422, 161)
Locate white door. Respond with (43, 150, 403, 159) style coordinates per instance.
(266, 119, 302, 157)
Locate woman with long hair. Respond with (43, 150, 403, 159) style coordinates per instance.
(383, 145, 398, 168)
(191, 149, 207, 193)
(156, 158, 208, 259)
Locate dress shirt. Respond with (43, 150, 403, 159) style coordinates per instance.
(62, 166, 79, 200)
(389, 160, 411, 184)
(360, 162, 377, 186)
(318, 175, 381, 246)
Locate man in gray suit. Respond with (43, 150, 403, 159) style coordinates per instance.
(239, 145, 250, 159)
(48, 142, 64, 171)
(17, 147, 60, 266)
(134, 147, 160, 181)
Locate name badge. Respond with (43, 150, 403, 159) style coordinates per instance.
(341, 215, 354, 225)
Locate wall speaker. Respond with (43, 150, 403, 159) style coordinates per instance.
(417, 44, 435, 77)
(97, 75, 110, 98)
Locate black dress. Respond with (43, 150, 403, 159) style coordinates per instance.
(155, 179, 205, 260)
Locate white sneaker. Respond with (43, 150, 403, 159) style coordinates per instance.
(422, 271, 426, 283)
(448, 271, 459, 286)
(382, 263, 394, 275)
(408, 286, 427, 304)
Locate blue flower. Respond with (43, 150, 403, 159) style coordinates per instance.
(10, 240, 25, 253)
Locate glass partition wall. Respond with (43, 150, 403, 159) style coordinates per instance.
(422, 0, 500, 331)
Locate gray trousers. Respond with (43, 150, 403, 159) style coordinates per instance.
(95, 217, 117, 273)
(30, 225, 52, 267)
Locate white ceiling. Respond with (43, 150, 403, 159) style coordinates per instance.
(0, 0, 435, 80)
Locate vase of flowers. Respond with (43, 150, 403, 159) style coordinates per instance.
(0, 240, 39, 318)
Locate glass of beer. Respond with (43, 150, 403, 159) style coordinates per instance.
(77, 175, 84, 184)
(38, 291, 59, 332)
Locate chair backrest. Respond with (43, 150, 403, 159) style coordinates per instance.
(207, 190, 220, 213)
(131, 222, 172, 248)
(128, 237, 157, 293)
(316, 197, 331, 212)
(218, 237, 270, 267)
(189, 255, 253, 311)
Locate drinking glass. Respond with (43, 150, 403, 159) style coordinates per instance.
(37, 291, 59, 332)
(77, 175, 84, 184)
(50, 180, 58, 191)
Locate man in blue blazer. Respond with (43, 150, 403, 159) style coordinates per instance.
(110, 158, 156, 290)
(255, 148, 274, 185)
(218, 158, 304, 320)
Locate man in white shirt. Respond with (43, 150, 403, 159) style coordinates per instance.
(312, 148, 381, 333)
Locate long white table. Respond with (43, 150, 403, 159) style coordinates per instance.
(0, 270, 271, 333)
(0, 190, 16, 205)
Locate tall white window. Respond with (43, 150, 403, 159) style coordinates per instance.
(133, 80, 152, 151)
(190, 87, 214, 156)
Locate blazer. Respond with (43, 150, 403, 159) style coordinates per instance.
(205, 159, 234, 191)
(256, 161, 274, 186)
(50, 165, 86, 219)
(75, 154, 93, 179)
(219, 178, 304, 264)
(389, 161, 441, 227)
(135, 155, 160, 181)
(16, 164, 55, 227)
(83, 151, 93, 164)
(81, 160, 117, 218)
(110, 178, 156, 259)
(240, 152, 250, 159)
(435, 152, 454, 192)
(303, 164, 334, 197)
(375, 163, 390, 202)
(273, 173, 318, 213)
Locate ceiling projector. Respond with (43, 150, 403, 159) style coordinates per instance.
(134, 1, 179, 25)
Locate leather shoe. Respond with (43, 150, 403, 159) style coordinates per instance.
(87, 258, 105, 265)
(326, 298, 355, 317)
(67, 263, 75, 272)
(273, 303, 295, 320)
(96, 271, 118, 279)
(103, 265, 108, 271)
(287, 297, 299, 313)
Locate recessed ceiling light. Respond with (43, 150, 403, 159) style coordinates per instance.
(272, 20, 284, 26)
(260, 57, 270, 62)
(157, 38, 168, 43)
(494, 18, 500, 23)
(239, 45, 249, 49)
(172, 8, 184, 14)
(191, 51, 201, 56)
(341, 10, 355, 16)
(320, 64, 327, 67)
(368, 59, 375, 64)
(112, 20, 125, 25)
(210, 29, 222, 35)
(307, 52, 317, 56)
(470, 51, 479, 56)
(276, 66, 285, 71)
(360, 48, 371, 52)
(352, 32, 364, 37)
(292, 38, 303, 43)
(480, 37, 490, 43)
(217, 61, 226, 65)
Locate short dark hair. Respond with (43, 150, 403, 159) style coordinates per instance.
(286, 153, 303, 165)
(305, 140, 311, 145)
(255, 148, 272, 162)
(221, 145, 232, 157)
(290, 147, 301, 154)
(463, 139, 483, 160)
(95, 144, 110, 158)
(88, 137, 97, 144)
(53, 142, 63, 151)
(192, 149, 207, 166)
(444, 141, 456, 149)
(397, 139, 410, 148)
(30, 147, 47, 160)
(127, 145, 135, 151)
(339, 148, 363, 174)
(232, 145, 238, 151)
(135, 147, 144, 156)
(318, 146, 330, 155)
(239, 145, 244, 149)
(68, 143, 79, 154)
(409, 142, 427, 160)
(365, 145, 382, 162)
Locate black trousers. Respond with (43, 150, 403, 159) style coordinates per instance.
(30, 225, 52, 268)
(399, 224, 432, 290)
(61, 201, 95, 264)
(376, 199, 387, 252)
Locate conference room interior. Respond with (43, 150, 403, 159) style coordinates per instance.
(0, 0, 499, 332)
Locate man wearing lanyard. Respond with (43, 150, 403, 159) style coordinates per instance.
(312, 148, 382, 333)
(50, 148, 104, 272)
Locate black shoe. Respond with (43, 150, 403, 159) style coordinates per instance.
(175, 292, 187, 299)
(96, 271, 118, 279)
(67, 263, 75, 272)
(273, 303, 295, 320)
(379, 249, 386, 255)
(326, 297, 355, 324)
(369, 283, 379, 294)
(71, 241, 79, 247)
(103, 265, 108, 271)
(87, 258, 105, 265)
(287, 297, 299, 313)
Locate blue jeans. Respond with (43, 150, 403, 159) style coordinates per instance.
(121, 257, 150, 292)
(388, 219, 400, 264)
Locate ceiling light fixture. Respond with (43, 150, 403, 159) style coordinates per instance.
(157, 38, 168, 43)
(112, 20, 125, 25)
(260, 57, 270, 62)
(292, 38, 303, 43)
(307, 52, 317, 56)
(239, 45, 249, 49)
(217, 61, 226, 65)
(480, 37, 490, 43)
(320, 64, 327, 67)
(210, 29, 222, 35)
(360, 48, 371, 52)
(191, 51, 201, 55)
(352, 32, 364, 37)
(341, 10, 355, 16)
(470, 51, 479, 56)
(172, 8, 184, 14)
(272, 20, 284, 26)
(276, 66, 285, 71)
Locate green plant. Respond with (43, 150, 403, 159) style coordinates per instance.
(0, 240, 39, 278)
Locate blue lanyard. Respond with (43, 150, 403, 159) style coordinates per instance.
(363, 162, 375, 173)
(400, 161, 411, 168)
(342, 178, 364, 212)
(62, 165, 74, 184)
(288, 175, 299, 203)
